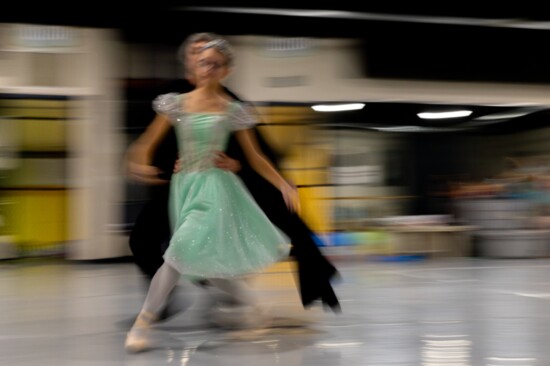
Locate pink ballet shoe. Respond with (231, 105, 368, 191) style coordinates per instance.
(124, 311, 157, 353)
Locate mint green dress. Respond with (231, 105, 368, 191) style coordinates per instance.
(153, 93, 290, 278)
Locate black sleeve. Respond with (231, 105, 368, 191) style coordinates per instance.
(222, 86, 281, 167)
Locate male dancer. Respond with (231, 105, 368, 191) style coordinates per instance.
(127, 33, 340, 320)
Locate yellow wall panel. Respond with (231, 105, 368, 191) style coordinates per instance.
(4, 108, 66, 119)
(297, 187, 333, 233)
(4, 100, 67, 109)
(20, 119, 66, 150)
(5, 190, 67, 247)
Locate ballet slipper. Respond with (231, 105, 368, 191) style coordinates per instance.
(124, 311, 157, 353)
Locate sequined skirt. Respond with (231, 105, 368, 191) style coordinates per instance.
(164, 167, 290, 278)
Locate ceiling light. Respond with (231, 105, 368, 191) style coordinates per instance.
(312, 103, 365, 112)
(474, 108, 538, 121)
(373, 126, 423, 132)
(417, 110, 472, 119)
(372, 126, 474, 133)
(181, 8, 550, 30)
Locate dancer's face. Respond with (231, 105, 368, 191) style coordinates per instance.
(185, 41, 208, 81)
(195, 48, 229, 86)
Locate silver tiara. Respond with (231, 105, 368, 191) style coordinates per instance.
(201, 39, 234, 66)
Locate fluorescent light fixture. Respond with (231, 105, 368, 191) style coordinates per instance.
(182, 7, 550, 30)
(417, 110, 472, 119)
(372, 125, 474, 133)
(374, 126, 423, 132)
(474, 109, 534, 121)
(312, 103, 365, 112)
(466, 106, 546, 126)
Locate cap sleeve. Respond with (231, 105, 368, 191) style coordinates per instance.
(230, 102, 258, 131)
(152, 93, 180, 116)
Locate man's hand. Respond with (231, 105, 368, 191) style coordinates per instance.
(173, 157, 182, 173)
(214, 151, 242, 173)
(127, 161, 168, 185)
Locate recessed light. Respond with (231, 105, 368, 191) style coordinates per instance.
(312, 103, 365, 112)
(417, 110, 472, 119)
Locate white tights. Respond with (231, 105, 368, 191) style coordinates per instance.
(140, 262, 258, 317)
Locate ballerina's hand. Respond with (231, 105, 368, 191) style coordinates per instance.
(127, 162, 168, 185)
(213, 151, 242, 173)
(281, 182, 301, 213)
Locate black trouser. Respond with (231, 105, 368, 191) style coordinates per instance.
(240, 172, 341, 312)
(128, 186, 171, 280)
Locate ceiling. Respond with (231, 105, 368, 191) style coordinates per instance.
(3, 4, 550, 134)
(4, 3, 548, 34)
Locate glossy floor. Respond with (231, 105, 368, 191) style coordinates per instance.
(1, 257, 549, 365)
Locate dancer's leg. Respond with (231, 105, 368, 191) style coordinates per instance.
(208, 277, 258, 307)
(208, 277, 270, 329)
(125, 263, 181, 352)
(141, 263, 181, 315)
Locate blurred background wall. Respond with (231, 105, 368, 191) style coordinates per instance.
(1, 17, 550, 260)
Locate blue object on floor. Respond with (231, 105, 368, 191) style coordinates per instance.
(373, 254, 427, 262)
(312, 234, 330, 247)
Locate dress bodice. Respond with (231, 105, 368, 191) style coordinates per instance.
(152, 93, 256, 172)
